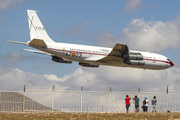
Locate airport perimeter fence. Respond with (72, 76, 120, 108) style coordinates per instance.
(0, 85, 180, 113)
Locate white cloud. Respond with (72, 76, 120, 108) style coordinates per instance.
(97, 16, 180, 53)
(0, 63, 179, 92)
(124, 0, 144, 12)
(84, 66, 178, 91)
(44, 67, 83, 82)
(0, 66, 97, 91)
(0, 67, 51, 90)
(121, 17, 180, 52)
(8, 52, 20, 64)
(0, 0, 22, 12)
(97, 30, 120, 48)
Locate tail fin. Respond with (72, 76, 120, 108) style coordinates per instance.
(27, 10, 54, 43)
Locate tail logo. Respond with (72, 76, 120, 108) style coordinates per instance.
(28, 16, 44, 32)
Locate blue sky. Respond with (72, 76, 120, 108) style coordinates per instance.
(0, 0, 180, 91)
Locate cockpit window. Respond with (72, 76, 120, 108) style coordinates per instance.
(167, 59, 174, 66)
(167, 59, 172, 62)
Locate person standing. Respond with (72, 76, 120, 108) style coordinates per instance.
(152, 96, 157, 113)
(142, 97, 149, 113)
(125, 95, 131, 113)
(133, 95, 139, 113)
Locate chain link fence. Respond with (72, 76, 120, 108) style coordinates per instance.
(0, 86, 179, 113)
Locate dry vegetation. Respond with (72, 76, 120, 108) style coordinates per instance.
(0, 113, 180, 120)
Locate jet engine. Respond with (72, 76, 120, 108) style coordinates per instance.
(52, 56, 72, 63)
(123, 53, 143, 60)
(79, 62, 99, 68)
(124, 60, 145, 66)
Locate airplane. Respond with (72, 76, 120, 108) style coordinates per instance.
(7, 10, 174, 70)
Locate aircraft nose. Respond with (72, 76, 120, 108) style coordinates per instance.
(169, 61, 174, 67)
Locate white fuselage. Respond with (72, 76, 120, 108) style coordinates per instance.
(33, 42, 174, 70)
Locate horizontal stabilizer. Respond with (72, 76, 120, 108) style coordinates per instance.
(7, 40, 27, 45)
(21, 49, 52, 55)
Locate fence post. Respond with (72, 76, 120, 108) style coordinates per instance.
(23, 85, 25, 113)
(0, 91, 2, 111)
(109, 86, 112, 113)
(166, 86, 168, 112)
(138, 86, 140, 98)
(52, 85, 54, 113)
(81, 86, 83, 113)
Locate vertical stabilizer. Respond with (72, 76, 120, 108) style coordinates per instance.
(27, 10, 54, 43)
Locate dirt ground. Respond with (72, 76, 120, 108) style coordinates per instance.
(0, 113, 180, 120)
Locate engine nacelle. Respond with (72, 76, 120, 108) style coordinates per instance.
(124, 60, 145, 66)
(52, 56, 72, 64)
(79, 62, 99, 68)
(123, 53, 143, 60)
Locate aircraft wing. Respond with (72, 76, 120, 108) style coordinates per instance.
(98, 43, 128, 62)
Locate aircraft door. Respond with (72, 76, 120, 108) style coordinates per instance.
(153, 57, 156, 63)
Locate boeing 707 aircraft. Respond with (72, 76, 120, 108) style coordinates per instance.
(7, 10, 174, 70)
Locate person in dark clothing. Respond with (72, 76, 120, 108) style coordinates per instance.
(133, 95, 139, 113)
(142, 97, 149, 113)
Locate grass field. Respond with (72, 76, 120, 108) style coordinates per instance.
(0, 113, 180, 120)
